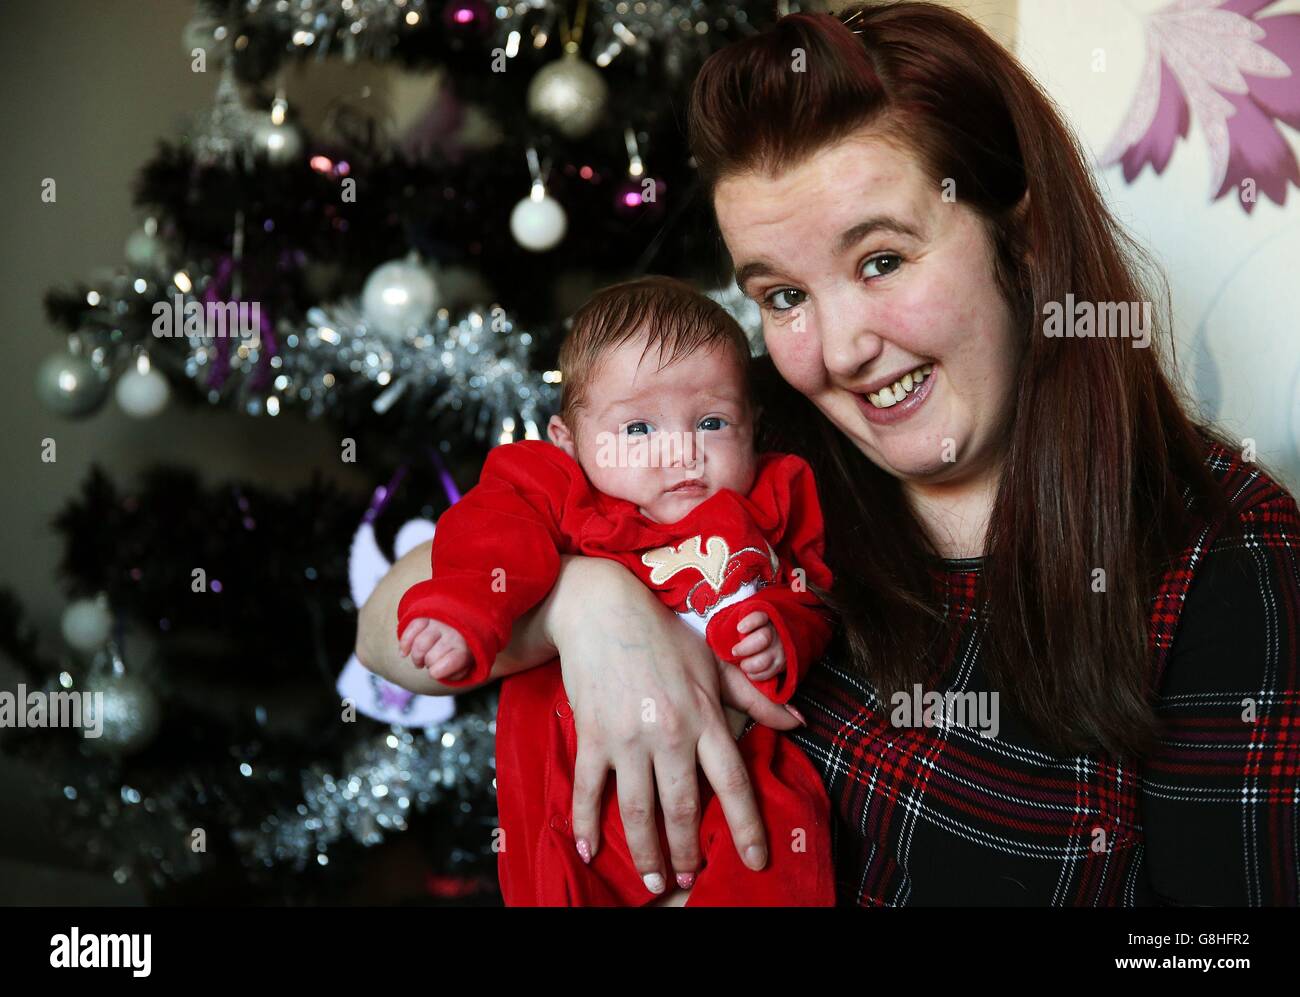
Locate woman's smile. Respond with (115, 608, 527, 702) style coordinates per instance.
(851, 361, 937, 425)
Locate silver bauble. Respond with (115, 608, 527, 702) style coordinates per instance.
(36, 351, 108, 418)
(361, 257, 440, 341)
(85, 672, 161, 756)
(526, 54, 609, 139)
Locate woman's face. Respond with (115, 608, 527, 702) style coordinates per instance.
(714, 128, 1021, 490)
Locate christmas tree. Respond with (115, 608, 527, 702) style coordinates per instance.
(3, 0, 791, 903)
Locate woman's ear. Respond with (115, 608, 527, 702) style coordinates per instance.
(547, 414, 577, 458)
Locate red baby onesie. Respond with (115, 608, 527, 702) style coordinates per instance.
(397, 440, 836, 906)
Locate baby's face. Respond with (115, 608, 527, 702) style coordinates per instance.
(550, 336, 757, 524)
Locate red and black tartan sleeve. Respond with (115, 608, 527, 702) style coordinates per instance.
(1142, 486, 1300, 906)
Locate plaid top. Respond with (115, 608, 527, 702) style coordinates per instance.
(788, 442, 1300, 906)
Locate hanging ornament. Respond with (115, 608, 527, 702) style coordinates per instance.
(251, 91, 303, 167)
(124, 217, 167, 272)
(526, 0, 607, 139)
(83, 643, 160, 757)
(361, 254, 440, 341)
(115, 352, 170, 419)
(36, 337, 109, 418)
(511, 147, 567, 252)
(612, 127, 666, 219)
(61, 593, 113, 653)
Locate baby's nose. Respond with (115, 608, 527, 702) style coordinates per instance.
(658, 430, 699, 467)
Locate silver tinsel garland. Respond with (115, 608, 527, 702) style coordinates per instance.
(63, 263, 560, 444)
(51, 704, 497, 890)
(300, 298, 558, 437)
(233, 704, 497, 871)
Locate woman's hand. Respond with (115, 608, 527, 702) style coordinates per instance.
(548, 558, 802, 894)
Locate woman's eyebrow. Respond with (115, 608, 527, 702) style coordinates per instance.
(733, 259, 779, 293)
(835, 215, 923, 253)
(734, 215, 924, 291)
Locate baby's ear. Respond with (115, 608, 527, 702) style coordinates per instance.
(547, 414, 577, 458)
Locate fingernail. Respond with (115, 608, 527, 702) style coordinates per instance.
(745, 846, 766, 870)
(643, 872, 666, 894)
(786, 705, 807, 726)
(576, 838, 592, 865)
(676, 872, 695, 889)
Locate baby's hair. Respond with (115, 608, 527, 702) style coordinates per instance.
(558, 275, 753, 429)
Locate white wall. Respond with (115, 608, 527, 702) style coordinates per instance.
(1016, 0, 1300, 490)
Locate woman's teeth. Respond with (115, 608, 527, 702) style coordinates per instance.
(866, 364, 933, 409)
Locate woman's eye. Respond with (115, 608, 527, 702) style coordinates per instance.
(764, 287, 806, 312)
(623, 421, 651, 436)
(862, 253, 902, 279)
(698, 416, 728, 432)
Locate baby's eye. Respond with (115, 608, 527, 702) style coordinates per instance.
(698, 416, 728, 432)
(764, 287, 806, 312)
(623, 421, 651, 436)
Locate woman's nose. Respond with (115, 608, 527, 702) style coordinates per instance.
(819, 297, 884, 381)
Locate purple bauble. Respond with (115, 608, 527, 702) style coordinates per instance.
(442, 0, 490, 35)
(613, 177, 667, 219)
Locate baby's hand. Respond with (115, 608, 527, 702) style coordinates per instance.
(398, 617, 473, 682)
(729, 611, 786, 682)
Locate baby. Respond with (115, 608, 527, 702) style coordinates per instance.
(396, 275, 835, 906)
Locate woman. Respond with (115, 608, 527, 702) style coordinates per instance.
(357, 4, 1300, 905)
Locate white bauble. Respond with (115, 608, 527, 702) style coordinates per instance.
(115, 365, 170, 418)
(527, 54, 609, 139)
(61, 596, 113, 652)
(361, 258, 440, 340)
(510, 192, 567, 252)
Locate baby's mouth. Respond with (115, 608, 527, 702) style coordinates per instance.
(667, 480, 708, 493)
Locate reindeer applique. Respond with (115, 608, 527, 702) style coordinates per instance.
(640, 534, 780, 617)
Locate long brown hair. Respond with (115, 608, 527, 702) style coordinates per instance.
(688, 3, 1225, 757)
